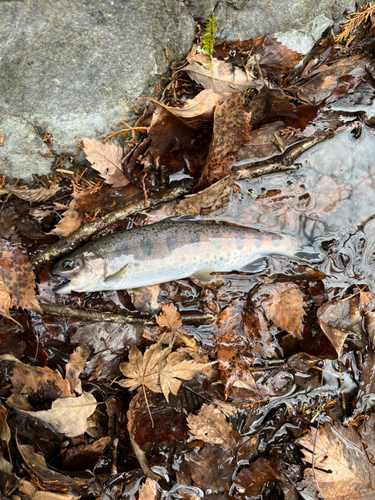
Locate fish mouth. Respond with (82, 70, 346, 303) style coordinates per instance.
(53, 278, 73, 295)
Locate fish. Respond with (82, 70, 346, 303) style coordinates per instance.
(52, 221, 299, 294)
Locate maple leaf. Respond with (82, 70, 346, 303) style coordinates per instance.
(155, 303, 182, 330)
(260, 283, 306, 339)
(82, 137, 129, 187)
(119, 341, 213, 403)
(187, 404, 234, 448)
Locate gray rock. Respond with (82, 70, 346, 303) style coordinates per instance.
(0, 0, 195, 181)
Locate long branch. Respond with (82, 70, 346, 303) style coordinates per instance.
(39, 303, 214, 325)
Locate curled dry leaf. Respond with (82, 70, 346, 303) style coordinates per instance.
(1, 183, 61, 202)
(0, 403, 10, 444)
(65, 345, 92, 393)
(82, 137, 129, 187)
(155, 303, 182, 330)
(9, 392, 98, 438)
(0, 239, 40, 313)
(187, 404, 234, 448)
(49, 199, 83, 237)
(139, 478, 162, 500)
(260, 283, 306, 339)
(184, 58, 255, 93)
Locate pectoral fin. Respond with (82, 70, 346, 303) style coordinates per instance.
(191, 267, 214, 282)
(104, 264, 129, 286)
(238, 258, 268, 274)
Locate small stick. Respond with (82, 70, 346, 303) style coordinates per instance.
(39, 302, 214, 325)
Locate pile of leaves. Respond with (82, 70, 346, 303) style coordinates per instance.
(1, 6, 375, 499)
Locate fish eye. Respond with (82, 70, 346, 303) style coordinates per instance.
(61, 259, 77, 271)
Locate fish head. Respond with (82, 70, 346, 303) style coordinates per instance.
(52, 250, 106, 294)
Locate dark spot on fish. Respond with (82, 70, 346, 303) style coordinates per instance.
(272, 233, 282, 247)
(189, 231, 201, 248)
(140, 236, 153, 257)
(166, 234, 179, 253)
(182, 257, 186, 262)
(235, 233, 245, 250)
(134, 262, 140, 267)
(212, 234, 222, 250)
(254, 231, 263, 248)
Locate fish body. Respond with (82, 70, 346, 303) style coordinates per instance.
(52, 221, 298, 294)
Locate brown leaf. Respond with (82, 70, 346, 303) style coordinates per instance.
(3, 183, 61, 202)
(0, 403, 10, 444)
(139, 478, 162, 500)
(155, 303, 182, 330)
(184, 59, 254, 93)
(82, 137, 129, 187)
(9, 392, 98, 437)
(185, 443, 234, 493)
(65, 345, 92, 393)
(49, 199, 83, 237)
(215, 298, 276, 397)
(118, 342, 163, 393)
(196, 92, 253, 190)
(0, 239, 40, 313)
(0, 279, 12, 320)
(59, 436, 111, 471)
(317, 297, 362, 356)
(299, 422, 375, 499)
(232, 457, 283, 499)
(187, 404, 234, 448)
(260, 283, 306, 339)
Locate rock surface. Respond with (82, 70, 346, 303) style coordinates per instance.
(0, 0, 195, 180)
(0, 0, 363, 181)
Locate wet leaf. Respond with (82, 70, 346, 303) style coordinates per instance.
(82, 137, 129, 187)
(299, 422, 375, 499)
(59, 435, 110, 471)
(65, 345, 92, 393)
(232, 457, 283, 499)
(0, 403, 10, 444)
(9, 392, 97, 437)
(155, 303, 182, 330)
(260, 283, 306, 339)
(139, 478, 162, 500)
(119, 340, 213, 402)
(187, 404, 234, 448)
(49, 199, 83, 237)
(184, 59, 254, 93)
(196, 92, 252, 190)
(185, 443, 234, 493)
(0, 239, 40, 313)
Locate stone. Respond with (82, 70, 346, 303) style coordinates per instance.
(0, 0, 195, 181)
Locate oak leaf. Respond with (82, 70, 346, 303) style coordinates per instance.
(82, 137, 129, 187)
(49, 199, 83, 237)
(187, 404, 234, 448)
(155, 303, 182, 330)
(260, 283, 306, 339)
(139, 478, 161, 500)
(1, 183, 60, 202)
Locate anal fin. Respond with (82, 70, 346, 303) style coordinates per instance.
(191, 267, 214, 283)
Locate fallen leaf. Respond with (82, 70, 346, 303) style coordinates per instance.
(65, 345, 92, 393)
(184, 59, 254, 93)
(0, 403, 10, 444)
(9, 392, 97, 437)
(139, 478, 162, 500)
(185, 443, 234, 493)
(195, 92, 253, 190)
(304, 175, 352, 219)
(2, 183, 61, 202)
(155, 303, 182, 330)
(49, 199, 83, 237)
(260, 283, 306, 339)
(187, 404, 234, 448)
(119, 340, 213, 402)
(82, 137, 129, 187)
(317, 297, 362, 356)
(299, 422, 375, 499)
(59, 436, 110, 471)
(232, 457, 284, 499)
(0, 239, 40, 312)
(0, 279, 12, 321)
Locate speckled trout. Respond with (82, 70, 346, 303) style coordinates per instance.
(52, 221, 298, 294)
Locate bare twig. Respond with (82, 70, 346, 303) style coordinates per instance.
(39, 302, 214, 325)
